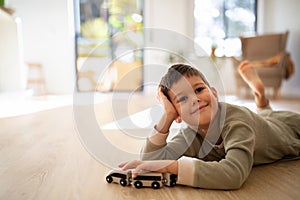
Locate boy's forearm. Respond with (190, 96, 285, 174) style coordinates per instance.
(148, 114, 173, 146)
(155, 113, 174, 134)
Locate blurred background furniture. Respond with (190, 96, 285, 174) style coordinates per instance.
(27, 62, 46, 95)
(232, 31, 293, 99)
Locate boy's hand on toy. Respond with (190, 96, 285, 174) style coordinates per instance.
(157, 87, 181, 123)
(118, 160, 178, 178)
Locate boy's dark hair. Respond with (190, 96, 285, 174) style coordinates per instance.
(159, 64, 211, 100)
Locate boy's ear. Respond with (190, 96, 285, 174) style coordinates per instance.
(211, 87, 218, 100)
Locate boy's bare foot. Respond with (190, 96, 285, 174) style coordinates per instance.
(238, 61, 269, 108)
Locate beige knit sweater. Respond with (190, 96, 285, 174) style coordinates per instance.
(141, 103, 300, 189)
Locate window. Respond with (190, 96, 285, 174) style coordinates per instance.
(74, 0, 144, 92)
(194, 0, 257, 57)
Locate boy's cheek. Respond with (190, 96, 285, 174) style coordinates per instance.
(175, 106, 187, 118)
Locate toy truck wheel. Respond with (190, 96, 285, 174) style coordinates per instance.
(120, 178, 127, 186)
(151, 182, 160, 189)
(169, 180, 176, 187)
(106, 176, 113, 183)
(134, 181, 143, 188)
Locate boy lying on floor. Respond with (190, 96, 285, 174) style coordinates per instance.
(119, 61, 300, 189)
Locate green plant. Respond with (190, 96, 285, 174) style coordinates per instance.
(0, 0, 4, 7)
(81, 18, 109, 38)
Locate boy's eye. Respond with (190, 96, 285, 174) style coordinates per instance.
(195, 87, 205, 93)
(178, 96, 188, 103)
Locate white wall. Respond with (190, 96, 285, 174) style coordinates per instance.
(0, 9, 26, 92)
(143, 0, 195, 92)
(144, 0, 193, 38)
(6, 0, 76, 94)
(3, 0, 300, 97)
(260, 0, 300, 98)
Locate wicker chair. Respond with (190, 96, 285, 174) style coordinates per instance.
(232, 31, 290, 99)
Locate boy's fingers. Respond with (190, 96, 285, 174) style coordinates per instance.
(156, 88, 160, 101)
(120, 160, 142, 170)
(157, 88, 164, 102)
(118, 161, 128, 168)
(240, 60, 250, 67)
(175, 116, 182, 123)
(132, 164, 145, 178)
(132, 171, 138, 179)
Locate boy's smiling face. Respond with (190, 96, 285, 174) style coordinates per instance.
(168, 75, 219, 131)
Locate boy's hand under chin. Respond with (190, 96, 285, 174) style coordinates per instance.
(118, 160, 178, 178)
(157, 87, 181, 123)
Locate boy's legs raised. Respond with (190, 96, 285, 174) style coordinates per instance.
(238, 61, 269, 108)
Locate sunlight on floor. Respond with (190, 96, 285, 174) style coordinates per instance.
(0, 91, 73, 118)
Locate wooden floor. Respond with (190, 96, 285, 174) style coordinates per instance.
(0, 94, 299, 200)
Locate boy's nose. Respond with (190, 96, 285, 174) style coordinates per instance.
(192, 97, 200, 105)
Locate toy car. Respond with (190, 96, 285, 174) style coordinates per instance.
(162, 173, 177, 187)
(132, 172, 163, 189)
(106, 169, 132, 186)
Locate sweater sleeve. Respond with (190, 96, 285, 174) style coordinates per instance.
(177, 122, 255, 190)
(140, 128, 195, 161)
